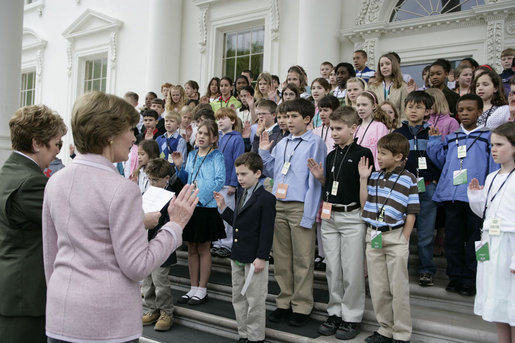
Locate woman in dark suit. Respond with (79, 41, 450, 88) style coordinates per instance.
(0, 105, 67, 343)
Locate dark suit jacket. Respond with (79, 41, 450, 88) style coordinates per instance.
(221, 185, 275, 263)
(0, 152, 48, 316)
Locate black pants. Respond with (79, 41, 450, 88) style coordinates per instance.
(443, 201, 482, 286)
(0, 314, 46, 343)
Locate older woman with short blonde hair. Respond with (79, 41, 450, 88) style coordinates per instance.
(0, 105, 67, 343)
(42, 91, 198, 343)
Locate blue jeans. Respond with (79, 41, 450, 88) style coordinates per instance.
(415, 182, 437, 275)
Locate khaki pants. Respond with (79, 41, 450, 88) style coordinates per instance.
(366, 227, 412, 341)
(231, 260, 268, 341)
(321, 209, 366, 322)
(142, 266, 174, 316)
(273, 201, 315, 314)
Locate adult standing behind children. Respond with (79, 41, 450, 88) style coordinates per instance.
(368, 53, 408, 118)
(468, 122, 515, 343)
(358, 133, 420, 343)
(259, 98, 326, 327)
(0, 105, 66, 343)
(42, 91, 198, 343)
(308, 106, 374, 340)
(214, 152, 276, 343)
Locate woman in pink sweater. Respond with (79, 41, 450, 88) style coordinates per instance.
(42, 91, 198, 343)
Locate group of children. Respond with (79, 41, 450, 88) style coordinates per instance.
(115, 50, 515, 343)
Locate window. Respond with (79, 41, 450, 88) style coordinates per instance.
(222, 27, 264, 84)
(20, 71, 36, 107)
(390, 0, 484, 22)
(83, 56, 107, 93)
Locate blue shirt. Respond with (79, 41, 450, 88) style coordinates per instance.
(156, 131, 188, 165)
(355, 66, 375, 82)
(178, 149, 225, 208)
(259, 130, 326, 228)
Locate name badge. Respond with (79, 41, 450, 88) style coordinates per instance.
(321, 202, 332, 220)
(489, 217, 501, 236)
(475, 241, 489, 262)
(417, 177, 426, 193)
(276, 183, 288, 199)
(371, 230, 382, 249)
(457, 145, 467, 159)
(281, 162, 291, 175)
(418, 157, 427, 170)
(168, 154, 174, 163)
(331, 181, 339, 196)
(453, 169, 468, 185)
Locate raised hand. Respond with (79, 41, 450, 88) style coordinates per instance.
(167, 184, 199, 229)
(242, 121, 251, 139)
(256, 118, 265, 136)
(429, 125, 440, 136)
(213, 191, 226, 211)
(171, 151, 183, 169)
(259, 131, 274, 151)
(468, 178, 483, 191)
(358, 156, 373, 180)
(307, 158, 324, 184)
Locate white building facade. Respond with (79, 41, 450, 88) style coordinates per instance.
(1, 0, 514, 164)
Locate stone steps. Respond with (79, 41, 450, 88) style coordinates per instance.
(153, 250, 497, 343)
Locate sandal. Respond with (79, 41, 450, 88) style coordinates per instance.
(188, 294, 208, 305)
(177, 294, 191, 304)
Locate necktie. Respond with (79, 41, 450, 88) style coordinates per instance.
(237, 189, 247, 213)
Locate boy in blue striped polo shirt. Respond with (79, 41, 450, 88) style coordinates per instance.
(358, 133, 420, 343)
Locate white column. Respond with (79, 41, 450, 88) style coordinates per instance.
(145, 0, 183, 95)
(297, 0, 341, 82)
(0, 0, 24, 165)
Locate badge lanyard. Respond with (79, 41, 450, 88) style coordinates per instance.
(221, 134, 234, 153)
(191, 147, 212, 184)
(353, 120, 373, 146)
(326, 143, 352, 201)
(410, 126, 426, 177)
(455, 131, 484, 169)
(482, 168, 514, 220)
(383, 81, 392, 100)
(375, 170, 404, 222)
(281, 138, 303, 179)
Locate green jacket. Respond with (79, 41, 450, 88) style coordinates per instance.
(0, 152, 48, 316)
(210, 96, 242, 112)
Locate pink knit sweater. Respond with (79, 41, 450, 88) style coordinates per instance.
(43, 154, 182, 342)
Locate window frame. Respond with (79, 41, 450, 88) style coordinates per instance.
(81, 54, 108, 94)
(20, 69, 37, 107)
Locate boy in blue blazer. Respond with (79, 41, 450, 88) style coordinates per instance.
(214, 152, 275, 343)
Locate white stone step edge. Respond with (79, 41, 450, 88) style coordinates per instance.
(170, 280, 496, 343)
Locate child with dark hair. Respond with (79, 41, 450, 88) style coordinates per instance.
(211, 77, 242, 112)
(358, 132, 420, 343)
(213, 152, 276, 343)
(141, 158, 184, 332)
(395, 91, 440, 287)
(137, 110, 161, 143)
(332, 62, 357, 103)
(427, 94, 498, 297)
(472, 69, 509, 130)
(429, 58, 460, 117)
(259, 98, 326, 326)
(134, 140, 160, 194)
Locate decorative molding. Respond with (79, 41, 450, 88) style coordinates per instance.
(62, 9, 123, 39)
(362, 38, 378, 67)
(109, 31, 117, 69)
(355, 0, 384, 25)
(486, 20, 504, 72)
(198, 5, 209, 53)
(22, 28, 47, 51)
(36, 49, 43, 79)
(269, 0, 279, 41)
(345, 1, 514, 40)
(66, 40, 74, 77)
(507, 18, 515, 34)
(24, 0, 45, 16)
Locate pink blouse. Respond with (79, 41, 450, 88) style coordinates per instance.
(353, 120, 389, 170)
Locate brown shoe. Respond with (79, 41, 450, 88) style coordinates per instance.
(154, 311, 173, 331)
(142, 311, 160, 326)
